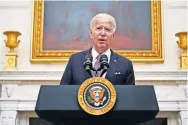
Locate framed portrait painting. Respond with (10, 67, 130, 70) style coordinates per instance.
(31, 0, 163, 62)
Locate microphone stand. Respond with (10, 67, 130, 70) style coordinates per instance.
(99, 69, 107, 77)
(88, 67, 97, 77)
(87, 70, 93, 77)
(94, 65, 108, 77)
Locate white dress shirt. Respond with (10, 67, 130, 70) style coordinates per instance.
(91, 47, 111, 78)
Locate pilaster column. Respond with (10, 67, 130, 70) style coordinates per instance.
(0, 110, 19, 125)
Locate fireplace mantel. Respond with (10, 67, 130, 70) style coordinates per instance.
(0, 70, 187, 125)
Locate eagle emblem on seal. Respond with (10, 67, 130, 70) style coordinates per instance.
(88, 86, 107, 106)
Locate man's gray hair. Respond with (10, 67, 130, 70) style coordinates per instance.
(90, 13, 117, 33)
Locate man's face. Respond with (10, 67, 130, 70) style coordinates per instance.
(90, 17, 115, 53)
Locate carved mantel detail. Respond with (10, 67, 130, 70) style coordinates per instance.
(0, 111, 19, 125)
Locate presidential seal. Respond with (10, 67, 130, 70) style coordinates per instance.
(78, 77, 116, 115)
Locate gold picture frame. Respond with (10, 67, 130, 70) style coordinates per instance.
(31, 0, 163, 63)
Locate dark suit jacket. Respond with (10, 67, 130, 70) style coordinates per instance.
(60, 48, 135, 85)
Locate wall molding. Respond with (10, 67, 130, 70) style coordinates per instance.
(0, 71, 187, 81)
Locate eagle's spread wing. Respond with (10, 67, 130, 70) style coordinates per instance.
(89, 90, 95, 100)
(99, 89, 105, 100)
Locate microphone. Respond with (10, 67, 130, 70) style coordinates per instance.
(83, 54, 93, 77)
(99, 54, 109, 77)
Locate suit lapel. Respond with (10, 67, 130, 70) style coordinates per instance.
(105, 50, 119, 80)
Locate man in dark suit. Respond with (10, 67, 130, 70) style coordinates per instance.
(60, 13, 135, 85)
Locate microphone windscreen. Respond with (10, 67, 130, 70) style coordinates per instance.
(85, 54, 93, 61)
(83, 54, 93, 69)
(100, 54, 109, 68)
(100, 54, 108, 62)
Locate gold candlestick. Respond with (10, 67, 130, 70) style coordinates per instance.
(175, 32, 188, 70)
(3, 31, 21, 70)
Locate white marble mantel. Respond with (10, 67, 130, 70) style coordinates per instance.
(0, 71, 187, 125)
(0, 70, 187, 80)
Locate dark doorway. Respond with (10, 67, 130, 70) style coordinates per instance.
(30, 118, 167, 125)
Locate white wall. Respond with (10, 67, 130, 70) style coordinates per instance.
(0, 0, 187, 71)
